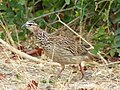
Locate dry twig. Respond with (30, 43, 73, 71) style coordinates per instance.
(0, 38, 60, 66)
(56, 14, 108, 64)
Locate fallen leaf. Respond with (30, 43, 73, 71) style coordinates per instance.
(0, 73, 6, 80)
(109, 57, 120, 62)
(26, 47, 43, 56)
(0, 45, 3, 53)
(25, 80, 38, 90)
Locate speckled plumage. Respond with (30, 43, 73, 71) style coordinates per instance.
(23, 21, 94, 78)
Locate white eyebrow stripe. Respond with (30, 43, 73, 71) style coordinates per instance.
(26, 21, 38, 26)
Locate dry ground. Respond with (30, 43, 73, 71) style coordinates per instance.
(0, 45, 120, 90)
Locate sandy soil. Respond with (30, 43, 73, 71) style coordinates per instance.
(0, 45, 120, 90)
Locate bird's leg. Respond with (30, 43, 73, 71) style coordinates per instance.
(57, 64, 65, 78)
(79, 63, 84, 80)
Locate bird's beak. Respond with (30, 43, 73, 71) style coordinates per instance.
(21, 23, 26, 28)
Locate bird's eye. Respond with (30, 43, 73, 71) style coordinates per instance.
(28, 24, 32, 26)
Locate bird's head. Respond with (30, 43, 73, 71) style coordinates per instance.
(22, 21, 39, 34)
(22, 21, 49, 44)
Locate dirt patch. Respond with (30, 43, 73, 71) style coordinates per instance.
(0, 48, 120, 90)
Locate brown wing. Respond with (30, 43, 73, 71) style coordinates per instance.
(48, 36, 84, 55)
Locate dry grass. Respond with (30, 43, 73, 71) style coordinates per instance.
(0, 44, 120, 90)
(0, 19, 119, 90)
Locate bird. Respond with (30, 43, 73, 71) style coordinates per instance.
(22, 21, 95, 79)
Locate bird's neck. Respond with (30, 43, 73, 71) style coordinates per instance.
(36, 30, 49, 47)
